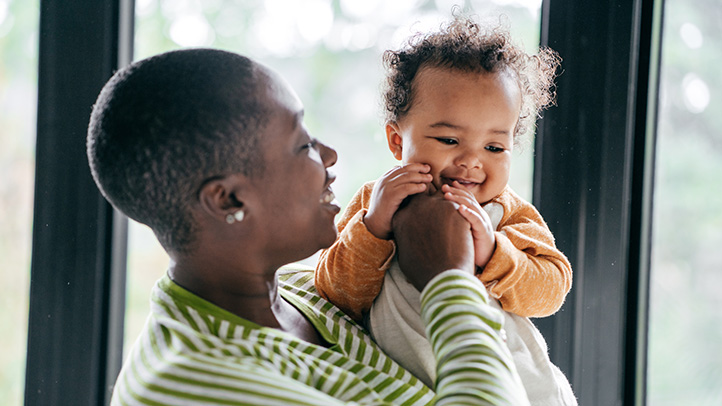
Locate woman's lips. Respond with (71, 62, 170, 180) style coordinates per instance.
(321, 172, 340, 211)
(320, 188, 340, 214)
(320, 189, 335, 204)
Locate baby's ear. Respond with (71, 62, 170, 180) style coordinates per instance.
(385, 122, 403, 161)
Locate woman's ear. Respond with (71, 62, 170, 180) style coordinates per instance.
(198, 175, 247, 223)
(385, 122, 403, 161)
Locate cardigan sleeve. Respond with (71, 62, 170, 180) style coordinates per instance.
(478, 189, 573, 318)
(315, 181, 396, 322)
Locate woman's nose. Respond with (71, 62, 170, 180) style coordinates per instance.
(318, 141, 338, 167)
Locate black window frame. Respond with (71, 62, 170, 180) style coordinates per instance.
(25, 0, 134, 405)
(534, 0, 662, 405)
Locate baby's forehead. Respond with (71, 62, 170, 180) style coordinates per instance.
(411, 66, 521, 105)
(412, 66, 518, 96)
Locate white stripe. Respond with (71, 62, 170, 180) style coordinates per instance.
(187, 306, 212, 335)
(218, 319, 230, 339)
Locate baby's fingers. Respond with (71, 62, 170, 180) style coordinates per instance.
(383, 163, 431, 179)
(457, 204, 485, 230)
(442, 187, 480, 212)
(441, 182, 477, 199)
(389, 169, 433, 186)
(390, 181, 429, 199)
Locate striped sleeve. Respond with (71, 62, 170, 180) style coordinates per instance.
(421, 270, 530, 406)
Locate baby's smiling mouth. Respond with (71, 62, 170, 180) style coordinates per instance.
(441, 176, 481, 189)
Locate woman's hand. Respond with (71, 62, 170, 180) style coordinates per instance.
(391, 191, 475, 291)
(441, 182, 496, 268)
(364, 163, 432, 239)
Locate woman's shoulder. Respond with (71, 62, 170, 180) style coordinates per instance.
(279, 263, 373, 338)
(278, 263, 317, 289)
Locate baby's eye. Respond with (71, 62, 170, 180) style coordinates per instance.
(485, 145, 505, 153)
(434, 137, 458, 145)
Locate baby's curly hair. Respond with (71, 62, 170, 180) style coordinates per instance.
(382, 15, 561, 143)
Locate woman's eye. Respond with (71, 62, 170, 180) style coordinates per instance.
(435, 138, 457, 145)
(486, 145, 504, 153)
(302, 139, 318, 150)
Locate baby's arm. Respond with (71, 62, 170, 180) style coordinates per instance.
(480, 193, 572, 317)
(444, 186, 572, 317)
(315, 182, 392, 322)
(315, 164, 432, 322)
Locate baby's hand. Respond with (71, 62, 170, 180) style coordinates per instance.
(441, 182, 496, 268)
(365, 163, 432, 239)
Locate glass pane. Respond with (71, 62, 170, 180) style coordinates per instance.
(0, 0, 39, 404)
(125, 0, 543, 356)
(647, 0, 722, 404)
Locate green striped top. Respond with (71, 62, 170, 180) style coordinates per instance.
(110, 265, 527, 405)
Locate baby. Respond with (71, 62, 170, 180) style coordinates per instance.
(316, 16, 576, 405)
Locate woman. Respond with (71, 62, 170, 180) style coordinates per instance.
(87, 48, 527, 405)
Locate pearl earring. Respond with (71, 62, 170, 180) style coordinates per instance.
(225, 210, 245, 224)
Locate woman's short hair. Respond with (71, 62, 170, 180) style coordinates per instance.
(87, 48, 268, 253)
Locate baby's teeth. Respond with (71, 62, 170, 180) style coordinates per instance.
(321, 191, 335, 204)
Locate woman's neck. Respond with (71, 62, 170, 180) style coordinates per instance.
(168, 253, 280, 319)
(168, 257, 326, 346)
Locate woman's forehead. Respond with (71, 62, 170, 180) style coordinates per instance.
(257, 65, 304, 114)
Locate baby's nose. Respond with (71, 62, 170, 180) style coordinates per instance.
(454, 151, 482, 169)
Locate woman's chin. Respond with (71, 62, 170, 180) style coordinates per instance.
(319, 225, 339, 250)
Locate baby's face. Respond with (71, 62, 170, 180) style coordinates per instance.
(387, 67, 521, 204)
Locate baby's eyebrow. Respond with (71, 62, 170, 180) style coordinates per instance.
(489, 129, 511, 135)
(429, 121, 511, 136)
(429, 121, 462, 130)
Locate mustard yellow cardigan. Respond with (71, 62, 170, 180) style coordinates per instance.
(315, 181, 572, 322)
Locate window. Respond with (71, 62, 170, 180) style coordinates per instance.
(0, 1, 38, 405)
(647, 0, 722, 403)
